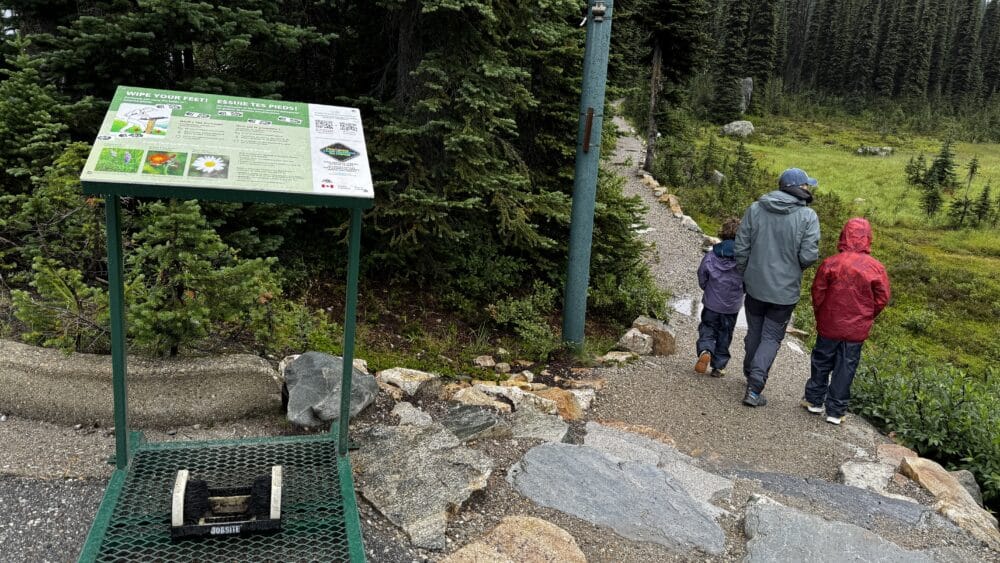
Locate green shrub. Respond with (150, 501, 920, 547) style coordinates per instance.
(487, 281, 560, 360)
(853, 349, 1000, 511)
(11, 257, 110, 353)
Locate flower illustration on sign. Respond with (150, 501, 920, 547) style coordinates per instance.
(193, 155, 226, 174)
(188, 154, 230, 178)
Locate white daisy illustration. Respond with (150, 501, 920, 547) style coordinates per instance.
(192, 155, 226, 174)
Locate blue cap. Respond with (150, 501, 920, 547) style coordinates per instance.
(778, 168, 818, 189)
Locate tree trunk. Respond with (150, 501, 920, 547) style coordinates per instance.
(644, 40, 663, 173)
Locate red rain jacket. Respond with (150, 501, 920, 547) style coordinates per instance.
(812, 218, 891, 342)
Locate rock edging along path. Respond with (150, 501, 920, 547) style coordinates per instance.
(0, 339, 279, 428)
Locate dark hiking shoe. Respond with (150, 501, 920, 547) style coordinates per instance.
(710, 368, 726, 378)
(800, 399, 824, 414)
(695, 351, 711, 374)
(743, 390, 767, 407)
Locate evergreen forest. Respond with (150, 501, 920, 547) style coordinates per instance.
(0, 0, 998, 513)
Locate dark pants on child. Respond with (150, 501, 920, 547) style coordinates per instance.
(743, 294, 795, 394)
(804, 335, 863, 417)
(696, 307, 738, 370)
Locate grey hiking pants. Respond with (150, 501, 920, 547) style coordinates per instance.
(743, 294, 795, 394)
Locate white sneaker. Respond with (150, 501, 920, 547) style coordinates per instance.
(800, 399, 823, 414)
(826, 415, 843, 425)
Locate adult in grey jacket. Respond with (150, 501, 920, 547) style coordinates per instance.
(734, 168, 820, 407)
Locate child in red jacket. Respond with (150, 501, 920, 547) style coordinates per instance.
(801, 218, 890, 425)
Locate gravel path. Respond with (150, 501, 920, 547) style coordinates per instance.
(592, 116, 884, 481)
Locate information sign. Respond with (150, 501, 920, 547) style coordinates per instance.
(81, 86, 374, 199)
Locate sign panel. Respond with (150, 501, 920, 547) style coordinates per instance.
(81, 86, 374, 199)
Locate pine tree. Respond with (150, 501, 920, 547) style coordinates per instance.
(946, 0, 984, 105)
(873, 0, 902, 97)
(901, 0, 933, 100)
(925, 139, 959, 193)
(847, 0, 880, 95)
(921, 180, 944, 217)
(745, 0, 778, 110)
(972, 184, 993, 226)
(127, 200, 278, 356)
(905, 153, 928, 185)
(711, 0, 752, 120)
(927, 0, 957, 100)
(981, 0, 1000, 97)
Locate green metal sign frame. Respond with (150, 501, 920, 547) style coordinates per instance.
(77, 87, 372, 562)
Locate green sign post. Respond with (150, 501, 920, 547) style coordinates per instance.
(78, 86, 372, 562)
(563, 0, 614, 348)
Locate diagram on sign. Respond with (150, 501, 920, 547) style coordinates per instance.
(111, 103, 175, 137)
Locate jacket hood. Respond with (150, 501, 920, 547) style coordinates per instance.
(713, 239, 736, 259)
(837, 217, 872, 253)
(758, 189, 809, 214)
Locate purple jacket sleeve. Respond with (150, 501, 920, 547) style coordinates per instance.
(698, 254, 710, 290)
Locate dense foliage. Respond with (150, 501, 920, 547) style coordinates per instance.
(0, 1, 666, 357)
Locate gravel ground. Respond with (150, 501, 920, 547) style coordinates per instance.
(3, 117, 997, 562)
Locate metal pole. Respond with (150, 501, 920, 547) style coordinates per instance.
(563, 0, 614, 348)
(104, 195, 130, 469)
(338, 207, 363, 455)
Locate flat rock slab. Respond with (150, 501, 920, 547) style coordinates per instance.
(376, 367, 440, 397)
(440, 516, 586, 563)
(440, 404, 511, 442)
(744, 495, 934, 562)
(508, 443, 726, 555)
(511, 406, 568, 443)
(391, 401, 433, 427)
(733, 469, 951, 532)
(584, 421, 732, 518)
(285, 351, 377, 427)
(354, 422, 493, 549)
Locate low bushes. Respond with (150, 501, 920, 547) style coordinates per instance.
(852, 349, 1000, 512)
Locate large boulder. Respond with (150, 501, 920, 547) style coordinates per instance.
(616, 328, 653, 355)
(353, 422, 493, 550)
(632, 316, 677, 356)
(721, 120, 755, 138)
(284, 351, 377, 427)
(441, 516, 586, 563)
(508, 443, 726, 555)
(950, 469, 984, 508)
(901, 457, 1000, 548)
(743, 495, 933, 563)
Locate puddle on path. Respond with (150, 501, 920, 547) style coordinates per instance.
(668, 295, 749, 330)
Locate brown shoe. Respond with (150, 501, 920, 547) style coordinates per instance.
(694, 351, 711, 374)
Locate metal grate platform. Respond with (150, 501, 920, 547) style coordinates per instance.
(79, 433, 364, 562)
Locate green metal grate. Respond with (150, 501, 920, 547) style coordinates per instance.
(80, 434, 364, 562)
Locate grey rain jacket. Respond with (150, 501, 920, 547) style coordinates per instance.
(734, 188, 820, 305)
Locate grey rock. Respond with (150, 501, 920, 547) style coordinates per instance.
(950, 469, 985, 508)
(744, 495, 934, 563)
(857, 146, 894, 157)
(631, 316, 677, 356)
(511, 406, 568, 443)
(680, 215, 703, 233)
(721, 120, 754, 138)
(508, 443, 726, 555)
(376, 367, 440, 397)
(839, 461, 895, 492)
(440, 404, 511, 442)
(392, 401, 433, 427)
(285, 351, 377, 427)
(584, 421, 732, 518)
(615, 328, 653, 355)
(354, 422, 493, 549)
(710, 169, 725, 185)
(733, 469, 954, 532)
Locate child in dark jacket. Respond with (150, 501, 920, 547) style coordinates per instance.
(695, 218, 744, 377)
(801, 218, 890, 425)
